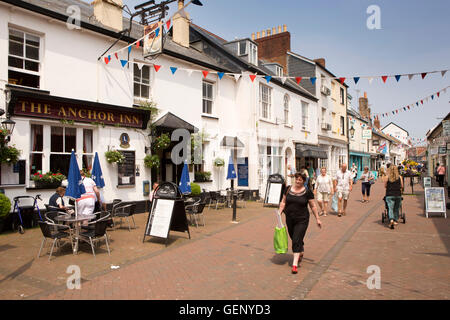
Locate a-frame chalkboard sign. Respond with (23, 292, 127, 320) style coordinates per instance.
(143, 182, 190, 246)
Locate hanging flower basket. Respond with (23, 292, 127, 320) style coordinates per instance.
(144, 154, 160, 169)
(0, 145, 21, 164)
(105, 150, 125, 164)
(214, 157, 225, 167)
(152, 133, 171, 151)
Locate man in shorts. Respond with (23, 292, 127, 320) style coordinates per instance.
(333, 163, 353, 217)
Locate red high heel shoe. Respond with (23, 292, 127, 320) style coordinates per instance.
(292, 265, 298, 274)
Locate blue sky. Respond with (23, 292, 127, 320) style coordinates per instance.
(123, 0, 450, 140)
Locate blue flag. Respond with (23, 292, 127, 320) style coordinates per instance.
(395, 75, 401, 82)
(218, 72, 225, 80)
(120, 60, 128, 67)
(170, 67, 178, 74)
(353, 77, 360, 84)
(179, 162, 191, 194)
(265, 76, 272, 83)
(310, 77, 316, 85)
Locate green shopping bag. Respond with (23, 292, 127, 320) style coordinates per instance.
(273, 226, 288, 254)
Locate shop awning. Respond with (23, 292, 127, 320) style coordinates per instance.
(221, 136, 244, 148)
(349, 151, 371, 158)
(153, 112, 198, 133)
(295, 144, 328, 159)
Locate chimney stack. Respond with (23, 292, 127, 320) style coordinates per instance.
(374, 118, 381, 129)
(251, 33, 255, 40)
(359, 92, 371, 122)
(278, 25, 282, 33)
(314, 58, 326, 68)
(254, 24, 291, 73)
(173, 0, 190, 48)
(92, 0, 123, 31)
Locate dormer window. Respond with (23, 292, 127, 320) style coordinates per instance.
(275, 65, 283, 77)
(237, 40, 258, 66)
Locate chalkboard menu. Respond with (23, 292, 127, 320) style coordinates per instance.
(118, 151, 135, 185)
(264, 174, 286, 207)
(424, 187, 447, 218)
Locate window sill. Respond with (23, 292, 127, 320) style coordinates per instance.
(301, 129, 311, 133)
(117, 184, 136, 188)
(0, 184, 26, 189)
(284, 124, 293, 129)
(26, 186, 57, 190)
(201, 114, 219, 120)
(6, 84, 50, 95)
(259, 118, 277, 125)
(193, 180, 213, 183)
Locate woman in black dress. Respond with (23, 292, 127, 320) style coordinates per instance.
(279, 172, 322, 274)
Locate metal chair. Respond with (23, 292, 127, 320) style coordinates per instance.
(79, 219, 111, 257)
(237, 190, 246, 208)
(186, 201, 206, 227)
(37, 221, 73, 261)
(109, 199, 123, 227)
(209, 191, 226, 210)
(114, 203, 136, 231)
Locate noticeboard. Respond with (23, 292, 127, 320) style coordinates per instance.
(265, 183, 283, 205)
(424, 187, 447, 218)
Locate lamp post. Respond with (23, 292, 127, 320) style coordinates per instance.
(1, 89, 15, 142)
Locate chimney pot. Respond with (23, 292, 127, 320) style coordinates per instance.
(283, 24, 287, 32)
(272, 27, 276, 35)
(178, 0, 184, 9)
(262, 30, 266, 37)
(251, 33, 255, 40)
(257, 31, 260, 39)
(278, 25, 282, 33)
(364, 92, 367, 98)
(267, 28, 271, 36)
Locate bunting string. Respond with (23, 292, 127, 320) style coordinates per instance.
(371, 85, 450, 120)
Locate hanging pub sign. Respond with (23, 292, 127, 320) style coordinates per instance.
(8, 89, 150, 129)
(143, 182, 190, 246)
(424, 187, 447, 219)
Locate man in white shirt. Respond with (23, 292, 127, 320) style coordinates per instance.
(287, 164, 296, 185)
(333, 163, 353, 217)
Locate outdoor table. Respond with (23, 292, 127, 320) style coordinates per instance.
(54, 213, 96, 254)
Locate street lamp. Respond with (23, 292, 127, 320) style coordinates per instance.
(349, 126, 355, 139)
(2, 118, 16, 136)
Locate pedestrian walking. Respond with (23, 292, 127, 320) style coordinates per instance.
(314, 167, 334, 216)
(351, 163, 358, 184)
(300, 167, 310, 189)
(333, 163, 353, 217)
(359, 166, 375, 203)
(436, 163, 446, 187)
(385, 165, 404, 229)
(287, 164, 296, 185)
(278, 172, 322, 274)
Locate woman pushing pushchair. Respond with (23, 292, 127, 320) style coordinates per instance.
(384, 165, 404, 229)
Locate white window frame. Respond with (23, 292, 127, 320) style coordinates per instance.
(250, 42, 258, 65)
(8, 27, 42, 87)
(301, 101, 309, 131)
(202, 80, 214, 115)
(283, 94, 290, 125)
(133, 63, 150, 100)
(259, 83, 272, 120)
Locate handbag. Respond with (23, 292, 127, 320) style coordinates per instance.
(273, 211, 288, 254)
(369, 172, 375, 184)
(331, 193, 338, 212)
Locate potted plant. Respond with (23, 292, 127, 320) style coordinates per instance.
(144, 154, 160, 169)
(214, 157, 225, 167)
(194, 171, 212, 182)
(32, 172, 66, 189)
(105, 149, 125, 164)
(0, 193, 11, 233)
(190, 183, 201, 196)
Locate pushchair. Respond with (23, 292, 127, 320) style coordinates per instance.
(381, 196, 406, 226)
(12, 195, 44, 234)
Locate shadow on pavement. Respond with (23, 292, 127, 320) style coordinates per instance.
(0, 258, 34, 284)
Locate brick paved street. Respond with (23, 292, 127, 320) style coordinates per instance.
(0, 180, 448, 300)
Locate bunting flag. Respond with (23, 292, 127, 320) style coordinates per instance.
(218, 72, 224, 80)
(368, 77, 374, 84)
(264, 75, 272, 83)
(104, 57, 110, 64)
(234, 74, 241, 82)
(442, 70, 447, 77)
(128, 46, 132, 54)
(421, 72, 427, 79)
(372, 85, 449, 119)
(381, 76, 388, 83)
(353, 77, 360, 84)
(202, 70, 209, 78)
(310, 77, 316, 85)
(408, 74, 414, 80)
(166, 20, 171, 30)
(295, 77, 302, 85)
(395, 75, 401, 82)
(155, 28, 160, 38)
(136, 62, 143, 70)
(281, 77, 287, 84)
(170, 67, 178, 74)
(249, 74, 257, 82)
(339, 77, 346, 85)
(153, 65, 161, 72)
(115, 53, 119, 60)
(120, 59, 128, 67)
(136, 40, 140, 48)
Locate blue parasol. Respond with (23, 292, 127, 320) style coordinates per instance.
(91, 152, 105, 188)
(179, 161, 191, 194)
(226, 155, 237, 180)
(65, 150, 85, 199)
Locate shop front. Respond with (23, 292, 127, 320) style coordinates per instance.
(295, 143, 328, 175)
(1, 87, 150, 211)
